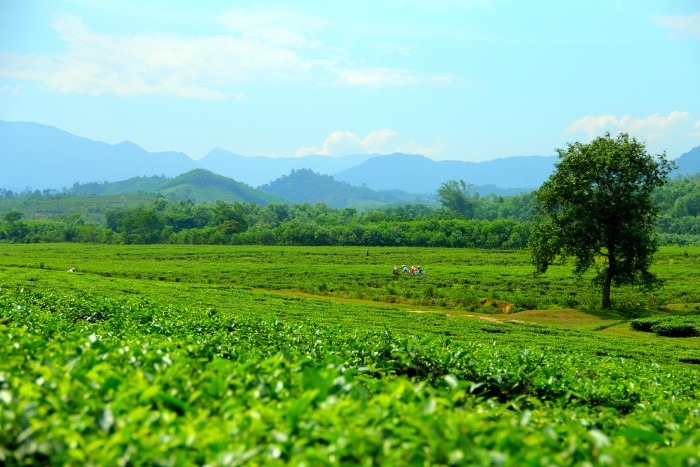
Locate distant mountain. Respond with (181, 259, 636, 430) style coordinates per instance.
(674, 146, 700, 177)
(68, 169, 283, 204)
(198, 148, 372, 187)
(0, 120, 198, 190)
(6, 119, 698, 198)
(333, 153, 555, 193)
(259, 169, 435, 208)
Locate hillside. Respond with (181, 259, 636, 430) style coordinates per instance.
(198, 149, 373, 187)
(258, 169, 435, 208)
(69, 169, 283, 204)
(0, 170, 284, 222)
(69, 176, 168, 196)
(675, 146, 700, 177)
(0, 120, 197, 190)
(157, 169, 283, 204)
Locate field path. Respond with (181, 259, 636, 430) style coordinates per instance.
(262, 288, 631, 333)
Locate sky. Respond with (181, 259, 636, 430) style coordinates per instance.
(1, 0, 699, 162)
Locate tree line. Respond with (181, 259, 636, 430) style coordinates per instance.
(1, 161, 698, 248)
(0, 198, 532, 248)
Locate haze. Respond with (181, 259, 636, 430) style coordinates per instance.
(1, 0, 699, 161)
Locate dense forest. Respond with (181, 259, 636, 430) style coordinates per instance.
(1, 173, 698, 248)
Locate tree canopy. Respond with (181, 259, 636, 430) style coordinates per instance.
(437, 179, 476, 218)
(530, 133, 675, 309)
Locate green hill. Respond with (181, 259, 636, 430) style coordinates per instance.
(69, 176, 167, 196)
(0, 170, 285, 222)
(259, 168, 435, 208)
(157, 169, 283, 204)
(68, 169, 285, 204)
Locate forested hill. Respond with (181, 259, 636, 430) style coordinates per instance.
(258, 169, 436, 208)
(68, 169, 283, 204)
(156, 169, 282, 204)
(66, 169, 429, 208)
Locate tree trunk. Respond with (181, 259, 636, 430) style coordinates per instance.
(602, 252, 616, 309)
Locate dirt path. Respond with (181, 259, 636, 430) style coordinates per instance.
(256, 287, 648, 334)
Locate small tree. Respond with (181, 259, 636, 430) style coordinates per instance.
(438, 179, 476, 218)
(2, 210, 23, 223)
(530, 133, 675, 309)
(1, 210, 25, 242)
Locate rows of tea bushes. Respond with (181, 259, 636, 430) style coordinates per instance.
(631, 313, 700, 338)
(3, 243, 700, 314)
(2, 282, 700, 464)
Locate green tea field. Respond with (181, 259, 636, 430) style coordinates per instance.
(1, 244, 699, 465)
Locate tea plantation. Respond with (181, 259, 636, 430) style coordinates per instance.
(1, 244, 699, 465)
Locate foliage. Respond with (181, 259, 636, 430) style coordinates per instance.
(437, 179, 477, 218)
(259, 169, 427, 208)
(631, 314, 700, 337)
(531, 133, 675, 309)
(1, 168, 699, 248)
(1, 245, 700, 464)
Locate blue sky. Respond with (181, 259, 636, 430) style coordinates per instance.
(1, 0, 699, 161)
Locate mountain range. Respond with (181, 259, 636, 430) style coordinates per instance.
(2, 120, 699, 195)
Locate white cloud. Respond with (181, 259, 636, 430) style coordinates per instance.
(295, 129, 444, 157)
(692, 120, 700, 138)
(0, 13, 323, 99)
(218, 5, 326, 48)
(654, 12, 700, 40)
(564, 112, 700, 156)
(0, 8, 453, 98)
(337, 67, 454, 89)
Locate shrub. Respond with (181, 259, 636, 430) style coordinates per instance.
(630, 317, 658, 333)
(651, 320, 700, 338)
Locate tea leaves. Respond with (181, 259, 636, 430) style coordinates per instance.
(1, 244, 699, 464)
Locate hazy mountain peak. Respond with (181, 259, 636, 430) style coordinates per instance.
(2, 120, 699, 193)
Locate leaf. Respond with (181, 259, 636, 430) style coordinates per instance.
(286, 389, 319, 427)
(422, 398, 437, 415)
(158, 392, 187, 415)
(444, 374, 458, 389)
(616, 428, 665, 445)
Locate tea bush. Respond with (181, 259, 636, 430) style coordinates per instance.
(1, 244, 699, 464)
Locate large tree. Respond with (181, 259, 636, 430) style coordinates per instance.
(438, 179, 476, 218)
(530, 133, 675, 309)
